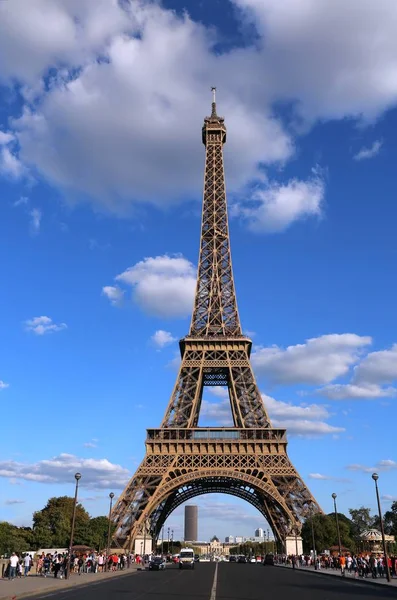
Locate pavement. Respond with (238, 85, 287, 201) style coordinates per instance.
(277, 562, 397, 588)
(0, 565, 138, 600)
(3, 562, 397, 600)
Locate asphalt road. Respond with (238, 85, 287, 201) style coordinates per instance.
(29, 563, 397, 600)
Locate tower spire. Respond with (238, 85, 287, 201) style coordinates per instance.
(211, 86, 217, 118)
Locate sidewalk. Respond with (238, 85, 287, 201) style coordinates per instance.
(0, 566, 139, 600)
(276, 563, 397, 588)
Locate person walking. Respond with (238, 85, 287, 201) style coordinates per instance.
(8, 553, 19, 580)
(23, 553, 31, 577)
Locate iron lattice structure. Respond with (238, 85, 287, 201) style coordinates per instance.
(112, 92, 322, 550)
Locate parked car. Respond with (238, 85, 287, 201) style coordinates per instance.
(149, 557, 166, 571)
(237, 556, 247, 563)
(229, 555, 237, 562)
(263, 554, 275, 566)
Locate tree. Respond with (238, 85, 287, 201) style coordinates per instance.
(302, 513, 354, 553)
(348, 507, 374, 538)
(86, 516, 115, 551)
(0, 522, 34, 555)
(383, 501, 397, 537)
(33, 496, 90, 548)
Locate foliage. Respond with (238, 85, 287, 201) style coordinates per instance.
(33, 496, 90, 548)
(229, 541, 275, 556)
(156, 540, 181, 553)
(302, 513, 354, 553)
(383, 501, 397, 537)
(348, 507, 375, 538)
(0, 522, 34, 555)
(86, 516, 115, 551)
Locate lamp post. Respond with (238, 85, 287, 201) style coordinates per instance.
(372, 473, 391, 583)
(332, 493, 342, 557)
(66, 472, 81, 580)
(161, 526, 164, 556)
(106, 492, 114, 571)
(171, 529, 174, 556)
(167, 527, 170, 556)
(143, 517, 147, 558)
(310, 505, 317, 569)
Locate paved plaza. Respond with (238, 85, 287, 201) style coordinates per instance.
(2, 562, 397, 600)
(0, 564, 138, 600)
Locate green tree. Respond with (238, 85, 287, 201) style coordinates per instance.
(0, 522, 34, 555)
(33, 496, 90, 548)
(383, 501, 397, 537)
(348, 507, 374, 538)
(86, 516, 114, 551)
(302, 513, 354, 553)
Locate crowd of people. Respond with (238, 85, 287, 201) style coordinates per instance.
(3, 550, 145, 581)
(278, 553, 397, 578)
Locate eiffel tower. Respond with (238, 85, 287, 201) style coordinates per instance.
(112, 89, 321, 552)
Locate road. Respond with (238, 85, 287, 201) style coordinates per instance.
(29, 563, 397, 600)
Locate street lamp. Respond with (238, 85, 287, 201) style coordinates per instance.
(372, 473, 391, 583)
(167, 527, 170, 555)
(106, 492, 115, 571)
(310, 505, 317, 569)
(332, 493, 342, 557)
(66, 472, 81, 580)
(171, 529, 174, 556)
(161, 526, 164, 556)
(143, 516, 148, 557)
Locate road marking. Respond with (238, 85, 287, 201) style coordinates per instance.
(210, 562, 218, 600)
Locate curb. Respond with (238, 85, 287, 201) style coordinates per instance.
(0, 568, 138, 600)
(275, 564, 397, 591)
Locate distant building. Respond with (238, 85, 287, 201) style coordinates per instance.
(184, 505, 198, 542)
(225, 535, 234, 543)
(255, 527, 264, 538)
(235, 536, 243, 544)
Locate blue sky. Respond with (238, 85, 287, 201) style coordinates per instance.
(1, 0, 397, 543)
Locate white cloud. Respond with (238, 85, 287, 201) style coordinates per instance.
(382, 494, 397, 502)
(353, 140, 383, 161)
(151, 330, 177, 349)
(4, 499, 25, 505)
(263, 393, 329, 421)
(318, 344, 397, 399)
(0, 453, 130, 489)
(83, 441, 97, 449)
(346, 459, 397, 474)
(25, 315, 67, 335)
(308, 473, 351, 483)
(251, 334, 371, 385)
(233, 0, 397, 121)
(13, 195, 29, 207)
(29, 208, 42, 234)
(318, 383, 396, 400)
(0, 380, 9, 390)
(354, 344, 397, 385)
(200, 388, 344, 438)
(105, 254, 196, 318)
(236, 172, 324, 233)
(0, 146, 24, 179)
(271, 418, 344, 437)
(102, 285, 124, 306)
(1, 1, 397, 225)
(0, 131, 15, 145)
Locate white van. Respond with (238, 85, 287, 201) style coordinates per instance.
(179, 548, 195, 570)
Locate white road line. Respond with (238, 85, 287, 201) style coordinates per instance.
(210, 562, 218, 600)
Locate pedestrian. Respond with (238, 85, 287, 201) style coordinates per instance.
(8, 553, 19, 580)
